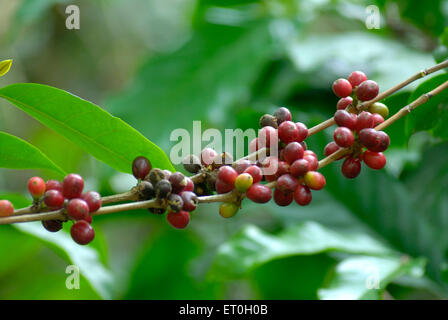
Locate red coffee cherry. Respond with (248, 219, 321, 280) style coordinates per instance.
(358, 129, 390, 152)
(294, 184, 312, 206)
(258, 126, 278, 147)
(0, 200, 14, 217)
(283, 142, 304, 164)
(167, 210, 190, 229)
(27, 177, 46, 198)
(249, 138, 259, 153)
(334, 127, 355, 148)
(169, 172, 188, 194)
(337, 97, 353, 110)
(81, 191, 102, 213)
(274, 189, 293, 206)
(341, 157, 362, 179)
(356, 80, 379, 101)
(62, 173, 84, 199)
(215, 179, 234, 194)
(334, 110, 357, 130)
(363, 151, 386, 170)
(348, 71, 368, 87)
(332, 78, 352, 98)
(234, 173, 254, 193)
(304, 171, 326, 190)
(132, 156, 152, 180)
(71, 220, 95, 245)
(42, 219, 63, 232)
(180, 191, 198, 212)
(201, 148, 218, 166)
(46, 180, 62, 192)
(184, 177, 194, 192)
(44, 190, 65, 210)
(84, 216, 93, 224)
(67, 198, 90, 220)
(219, 202, 239, 218)
(218, 166, 238, 187)
(274, 107, 292, 124)
(303, 152, 318, 171)
(244, 165, 263, 184)
(246, 183, 272, 203)
(324, 141, 340, 157)
(278, 121, 299, 144)
(277, 174, 299, 194)
(290, 159, 309, 177)
(277, 161, 290, 176)
(295, 122, 308, 142)
(234, 159, 252, 174)
(355, 111, 375, 132)
(372, 113, 384, 126)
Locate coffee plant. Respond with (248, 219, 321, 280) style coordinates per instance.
(0, 58, 447, 248)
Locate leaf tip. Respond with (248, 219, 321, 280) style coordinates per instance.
(0, 59, 13, 77)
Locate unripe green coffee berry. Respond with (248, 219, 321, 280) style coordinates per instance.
(147, 168, 167, 185)
(167, 193, 184, 212)
(219, 202, 239, 218)
(259, 114, 278, 128)
(368, 102, 389, 118)
(182, 154, 202, 174)
(234, 173, 253, 193)
(137, 181, 155, 200)
(155, 179, 172, 199)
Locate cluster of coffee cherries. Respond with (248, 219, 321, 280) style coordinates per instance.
(326, 71, 390, 179)
(0, 174, 101, 245)
(131, 156, 198, 229)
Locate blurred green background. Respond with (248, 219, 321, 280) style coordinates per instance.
(0, 0, 447, 299)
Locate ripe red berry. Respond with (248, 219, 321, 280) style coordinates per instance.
(27, 177, 46, 198)
(180, 191, 198, 211)
(304, 171, 326, 190)
(332, 78, 352, 98)
(341, 157, 362, 179)
(294, 184, 312, 206)
(324, 141, 340, 157)
(42, 219, 63, 232)
(303, 152, 318, 171)
(201, 148, 218, 166)
(348, 71, 368, 87)
(372, 113, 384, 126)
(219, 202, 239, 218)
(290, 159, 309, 177)
(246, 183, 272, 203)
(169, 172, 188, 193)
(62, 173, 84, 199)
(67, 198, 90, 220)
(258, 126, 278, 148)
(334, 110, 357, 130)
(356, 80, 379, 101)
(44, 190, 65, 210)
(0, 200, 14, 217)
(363, 151, 386, 170)
(71, 220, 95, 245)
(278, 121, 299, 144)
(132, 156, 152, 180)
(355, 111, 375, 132)
(249, 138, 259, 153)
(215, 179, 234, 194)
(244, 165, 263, 184)
(167, 210, 190, 229)
(46, 180, 62, 192)
(303, 150, 317, 159)
(184, 177, 194, 192)
(283, 142, 304, 164)
(274, 107, 292, 124)
(337, 97, 353, 110)
(277, 174, 299, 194)
(218, 166, 238, 187)
(358, 129, 390, 152)
(261, 156, 279, 180)
(295, 122, 308, 142)
(84, 216, 93, 224)
(81, 191, 102, 213)
(234, 159, 252, 174)
(334, 127, 355, 148)
(274, 189, 293, 206)
(234, 173, 254, 193)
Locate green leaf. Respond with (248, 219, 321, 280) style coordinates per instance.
(209, 221, 394, 279)
(405, 73, 448, 140)
(0, 83, 174, 173)
(318, 256, 426, 300)
(0, 60, 13, 77)
(1, 193, 115, 299)
(0, 131, 65, 175)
